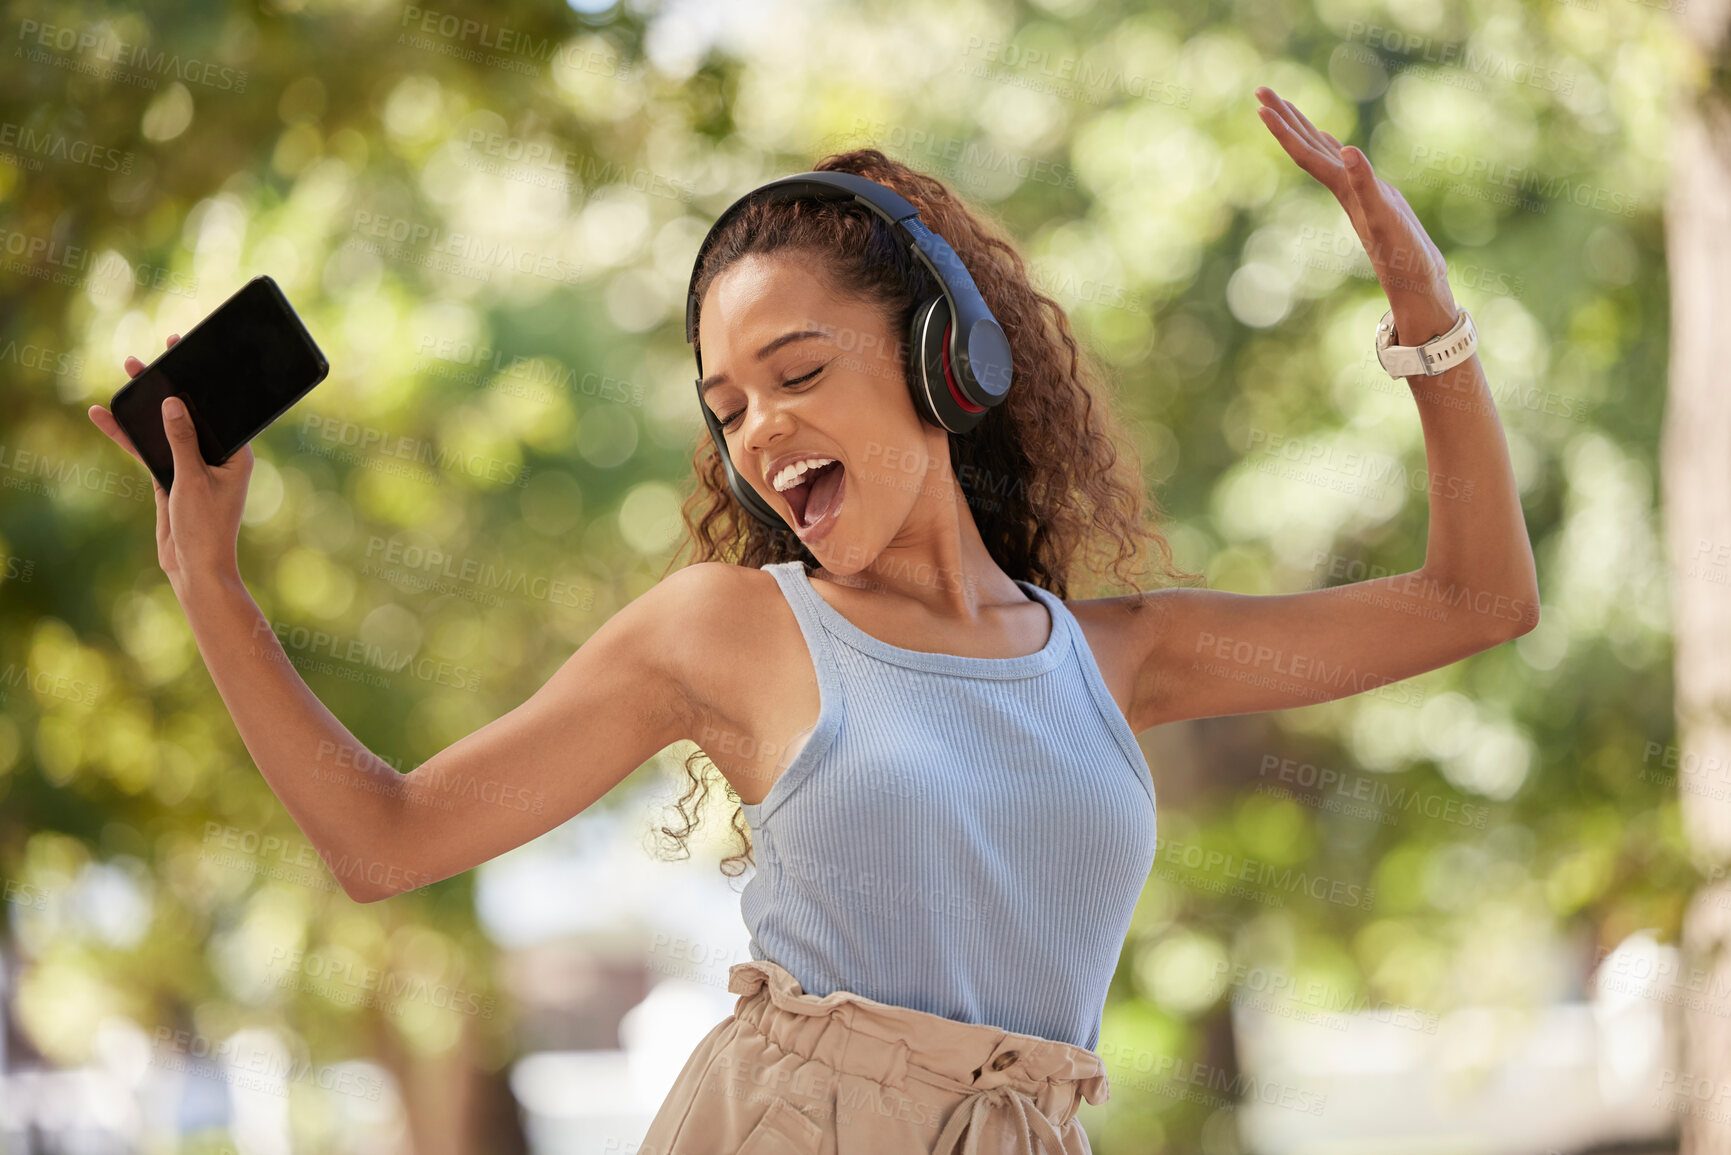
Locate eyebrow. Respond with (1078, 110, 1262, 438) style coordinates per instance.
(697, 329, 831, 399)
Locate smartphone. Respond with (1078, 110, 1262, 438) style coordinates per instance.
(110, 274, 330, 492)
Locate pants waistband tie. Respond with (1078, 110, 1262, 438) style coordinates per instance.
(933, 1081, 1069, 1155)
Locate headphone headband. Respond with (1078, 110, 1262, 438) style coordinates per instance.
(685, 173, 917, 347)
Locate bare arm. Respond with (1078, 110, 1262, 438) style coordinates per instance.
(171, 567, 426, 900)
(1113, 292, 1538, 730)
(1098, 89, 1539, 732)
(352, 563, 718, 899)
(90, 341, 713, 902)
(172, 563, 707, 901)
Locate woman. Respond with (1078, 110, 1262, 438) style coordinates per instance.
(89, 87, 1537, 1153)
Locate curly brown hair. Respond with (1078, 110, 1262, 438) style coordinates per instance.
(653, 148, 1194, 877)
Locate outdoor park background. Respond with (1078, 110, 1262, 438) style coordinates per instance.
(2, 0, 1726, 1151)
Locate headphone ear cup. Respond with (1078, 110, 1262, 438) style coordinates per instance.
(907, 295, 949, 428)
(909, 294, 992, 435)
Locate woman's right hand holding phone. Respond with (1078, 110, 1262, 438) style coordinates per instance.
(87, 332, 256, 595)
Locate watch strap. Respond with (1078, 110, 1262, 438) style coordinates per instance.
(1376, 309, 1477, 378)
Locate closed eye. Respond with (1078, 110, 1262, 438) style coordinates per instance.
(716, 366, 826, 431)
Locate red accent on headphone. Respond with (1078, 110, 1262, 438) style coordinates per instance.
(940, 320, 985, 414)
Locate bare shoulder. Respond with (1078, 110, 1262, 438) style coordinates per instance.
(624, 561, 776, 651)
(649, 561, 784, 629)
(1063, 587, 1175, 645)
(1061, 588, 1182, 719)
(628, 561, 789, 722)
(645, 559, 753, 604)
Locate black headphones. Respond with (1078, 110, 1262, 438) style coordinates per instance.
(685, 171, 1014, 529)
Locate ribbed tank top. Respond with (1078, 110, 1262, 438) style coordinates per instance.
(736, 560, 1158, 1051)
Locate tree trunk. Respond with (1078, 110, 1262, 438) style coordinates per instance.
(1662, 0, 1731, 1146)
(368, 1004, 529, 1155)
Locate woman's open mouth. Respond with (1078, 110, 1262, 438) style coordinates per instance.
(783, 460, 845, 539)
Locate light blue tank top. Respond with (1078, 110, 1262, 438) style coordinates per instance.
(737, 560, 1158, 1051)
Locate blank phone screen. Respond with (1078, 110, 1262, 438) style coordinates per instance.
(111, 276, 328, 491)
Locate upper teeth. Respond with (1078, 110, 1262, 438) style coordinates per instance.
(771, 457, 836, 493)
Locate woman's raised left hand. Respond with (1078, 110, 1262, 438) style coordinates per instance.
(1255, 86, 1460, 339)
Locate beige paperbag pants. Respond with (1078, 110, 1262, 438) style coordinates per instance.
(637, 957, 1109, 1154)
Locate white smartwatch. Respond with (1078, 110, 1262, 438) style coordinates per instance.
(1375, 308, 1477, 378)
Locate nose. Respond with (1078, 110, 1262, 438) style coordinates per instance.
(738, 394, 795, 463)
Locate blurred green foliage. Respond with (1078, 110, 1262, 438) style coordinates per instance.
(0, 0, 1695, 1150)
